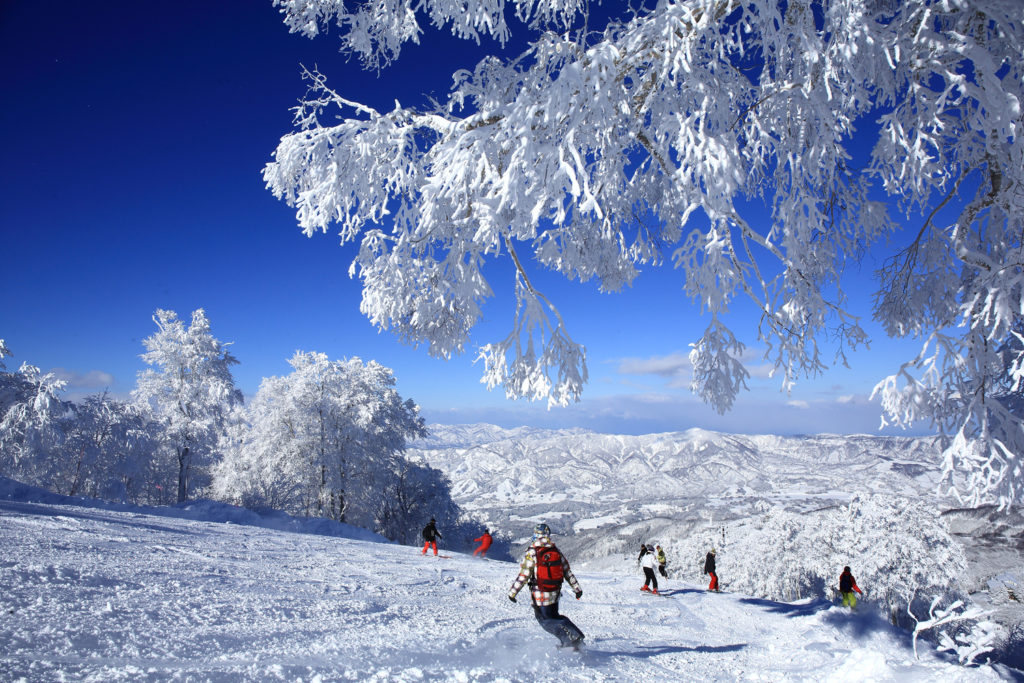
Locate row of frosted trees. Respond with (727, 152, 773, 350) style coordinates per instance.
(0, 310, 465, 544)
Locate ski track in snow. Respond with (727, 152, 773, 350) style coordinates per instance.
(0, 497, 1008, 682)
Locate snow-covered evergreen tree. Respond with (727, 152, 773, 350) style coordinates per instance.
(133, 309, 242, 503)
(212, 351, 428, 535)
(266, 0, 1024, 508)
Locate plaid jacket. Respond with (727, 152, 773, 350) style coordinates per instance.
(508, 537, 582, 606)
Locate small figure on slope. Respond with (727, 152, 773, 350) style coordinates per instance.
(704, 549, 719, 592)
(473, 528, 493, 558)
(640, 544, 660, 595)
(421, 518, 442, 556)
(839, 566, 863, 608)
(508, 523, 585, 650)
(656, 545, 668, 578)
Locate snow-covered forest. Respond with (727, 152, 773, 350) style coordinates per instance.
(266, 0, 1024, 510)
(0, 313, 471, 548)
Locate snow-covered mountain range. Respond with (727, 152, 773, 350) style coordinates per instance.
(408, 424, 945, 544)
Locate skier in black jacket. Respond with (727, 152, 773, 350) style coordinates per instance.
(704, 549, 719, 592)
(421, 518, 442, 556)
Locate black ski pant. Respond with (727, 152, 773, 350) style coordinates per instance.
(658, 563, 667, 578)
(643, 566, 658, 590)
(532, 601, 584, 647)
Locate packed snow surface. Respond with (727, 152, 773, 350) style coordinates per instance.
(0, 479, 1007, 681)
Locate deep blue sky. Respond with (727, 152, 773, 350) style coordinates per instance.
(1, 1, 932, 435)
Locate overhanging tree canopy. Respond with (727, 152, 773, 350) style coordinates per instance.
(265, 0, 1024, 507)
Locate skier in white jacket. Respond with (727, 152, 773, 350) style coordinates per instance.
(640, 544, 659, 594)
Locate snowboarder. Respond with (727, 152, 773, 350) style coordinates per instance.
(421, 518, 442, 556)
(640, 544, 659, 594)
(656, 545, 668, 578)
(473, 529, 493, 558)
(839, 566, 863, 608)
(704, 549, 719, 592)
(508, 523, 585, 650)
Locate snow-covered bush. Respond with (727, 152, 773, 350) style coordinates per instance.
(59, 393, 162, 503)
(0, 362, 70, 490)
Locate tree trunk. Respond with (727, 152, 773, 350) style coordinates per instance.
(177, 446, 190, 503)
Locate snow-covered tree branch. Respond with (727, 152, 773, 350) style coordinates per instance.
(266, 0, 1024, 505)
(908, 595, 1001, 665)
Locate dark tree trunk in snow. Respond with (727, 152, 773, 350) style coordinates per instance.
(177, 446, 190, 503)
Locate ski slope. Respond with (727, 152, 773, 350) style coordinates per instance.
(0, 482, 1009, 682)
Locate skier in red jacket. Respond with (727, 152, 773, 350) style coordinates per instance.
(473, 529, 493, 558)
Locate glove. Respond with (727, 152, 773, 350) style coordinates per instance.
(508, 595, 517, 603)
(575, 590, 583, 600)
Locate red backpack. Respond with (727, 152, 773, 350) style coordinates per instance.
(535, 546, 565, 591)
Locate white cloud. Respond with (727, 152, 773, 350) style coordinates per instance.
(616, 348, 777, 387)
(49, 368, 115, 390)
(616, 352, 691, 378)
(837, 395, 856, 404)
(787, 400, 810, 409)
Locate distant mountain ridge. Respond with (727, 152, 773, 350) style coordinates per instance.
(408, 424, 945, 542)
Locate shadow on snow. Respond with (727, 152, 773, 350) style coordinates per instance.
(659, 588, 705, 596)
(738, 596, 833, 618)
(588, 643, 748, 659)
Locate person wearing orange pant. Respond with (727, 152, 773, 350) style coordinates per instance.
(421, 518, 442, 555)
(473, 529, 493, 558)
(704, 549, 719, 592)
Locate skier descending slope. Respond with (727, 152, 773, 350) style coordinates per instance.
(656, 545, 668, 578)
(640, 544, 660, 594)
(473, 529, 492, 558)
(508, 523, 585, 650)
(421, 518, 442, 556)
(839, 566, 864, 608)
(704, 549, 719, 592)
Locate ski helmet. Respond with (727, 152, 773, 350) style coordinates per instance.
(533, 523, 551, 539)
